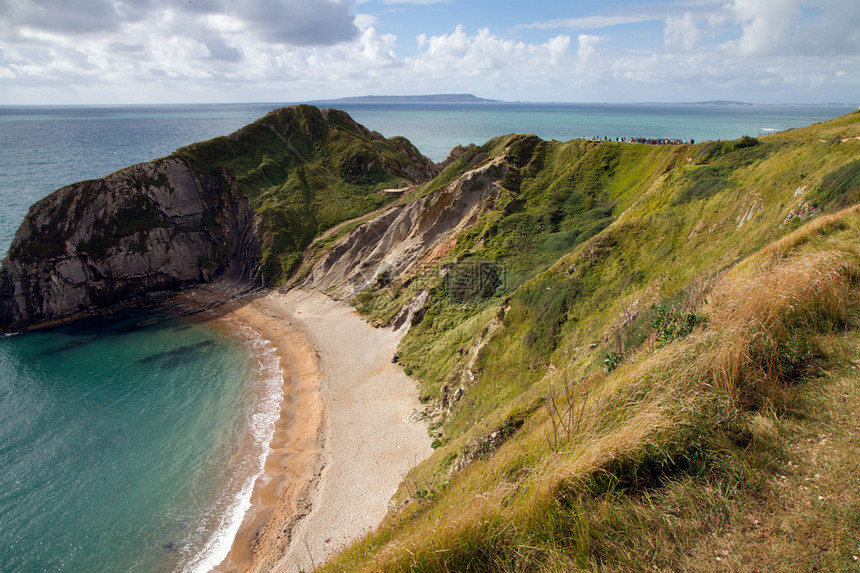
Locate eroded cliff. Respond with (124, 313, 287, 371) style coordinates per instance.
(0, 156, 259, 330)
(304, 156, 509, 298)
(0, 105, 437, 331)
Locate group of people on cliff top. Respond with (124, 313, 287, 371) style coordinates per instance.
(588, 136, 694, 145)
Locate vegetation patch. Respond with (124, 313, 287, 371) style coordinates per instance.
(318, 115, 860, 572)
(517, 276, 581, 356)
(808, 159, 860, 212)
(673, 166, 731, 204)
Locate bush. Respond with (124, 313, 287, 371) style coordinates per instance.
(652, 304, 703, 346)
(732, 135, 760, 149)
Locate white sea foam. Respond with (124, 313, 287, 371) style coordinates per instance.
(182, 320, 285, 573)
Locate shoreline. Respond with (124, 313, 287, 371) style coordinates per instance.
(184, 286, 433, 572)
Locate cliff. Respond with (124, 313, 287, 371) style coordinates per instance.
(0, 157, 258, 330)
(304, 156, 509, 298)
(0, 105, 436, 331)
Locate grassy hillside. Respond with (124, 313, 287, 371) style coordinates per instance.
(176, 105, 435, 283)
(318, 110, 860, 571)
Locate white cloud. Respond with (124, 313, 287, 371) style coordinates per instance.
(547, 35, 572, 65)
(577, 34, 603, 60)
(407, 26, 572, 87)
(729, 0, 803, 56)
(354, 13, 378, 30)
(308, 26, 399, 72)
(664, 12, 700, 51)
(722, 0, 860, 59)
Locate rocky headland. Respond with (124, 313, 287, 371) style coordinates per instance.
(0, 105, 436, 332)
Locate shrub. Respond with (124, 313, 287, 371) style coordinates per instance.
(652, 304, 703, 347)
(732, 135, 760, 149)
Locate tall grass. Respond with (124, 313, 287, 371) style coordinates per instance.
(691, 250, 856, 408)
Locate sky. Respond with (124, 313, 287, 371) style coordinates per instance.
(0, 0, 858, 105)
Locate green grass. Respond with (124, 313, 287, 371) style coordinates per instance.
(808, 159, 860, 212)
(315, 111, 860, 571)
(174, 105, 436, 284)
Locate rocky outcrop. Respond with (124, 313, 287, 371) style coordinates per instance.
(304, 157, 509, 298)
(390, 289, 431, 332)
(0, 156, 260, 331)
(0, 105, 440, 332)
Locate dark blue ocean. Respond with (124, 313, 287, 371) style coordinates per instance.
(0, 101, 855, 572)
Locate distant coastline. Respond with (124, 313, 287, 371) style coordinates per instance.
(309, 93, 499, 104)
(294, 94, 857, 109)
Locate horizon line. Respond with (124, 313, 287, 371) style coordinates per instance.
(1, 99, 858, 108)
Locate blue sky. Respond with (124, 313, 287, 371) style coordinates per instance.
(0, 0, 857, 104)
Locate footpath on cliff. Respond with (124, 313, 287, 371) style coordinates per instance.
(179, 282, 433, 572)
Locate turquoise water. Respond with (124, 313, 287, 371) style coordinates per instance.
(0, 101, 855, 572)
(0, 310, 284, 572)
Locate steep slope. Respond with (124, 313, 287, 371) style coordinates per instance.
(0, 105, 436, 331)
(306, 110, 860, 571)
(304, 155, 510, 298)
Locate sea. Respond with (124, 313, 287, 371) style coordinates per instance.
(0, 101, 855, 572)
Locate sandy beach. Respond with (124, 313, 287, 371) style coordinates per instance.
(196, 287, 432, 572)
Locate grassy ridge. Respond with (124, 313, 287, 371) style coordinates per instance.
(176, 105, 435, 283)
(321, 111, 860, 571)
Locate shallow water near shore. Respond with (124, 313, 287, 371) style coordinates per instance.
(0, 309, 282, 572)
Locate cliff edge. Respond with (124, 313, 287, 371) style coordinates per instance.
(0, 105, 436, 331)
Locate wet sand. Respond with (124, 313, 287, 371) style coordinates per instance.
(193, 287, 432, 572)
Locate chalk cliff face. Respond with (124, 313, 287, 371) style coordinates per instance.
(304, 157, 509, 298)
(0, 105, 436, 332)
(0, 156, 260, 330)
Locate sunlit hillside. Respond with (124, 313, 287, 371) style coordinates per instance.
(313, 110, 860, 572)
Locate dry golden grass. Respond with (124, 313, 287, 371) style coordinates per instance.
(691, 249, 856, 408)
(682, 347, 860, 572)
(746, 203, 860, 263)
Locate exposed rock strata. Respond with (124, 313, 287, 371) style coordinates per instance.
(0, 105, 438, 332)
(304, 157, 509, 297)
(0, 157, 260, 331)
